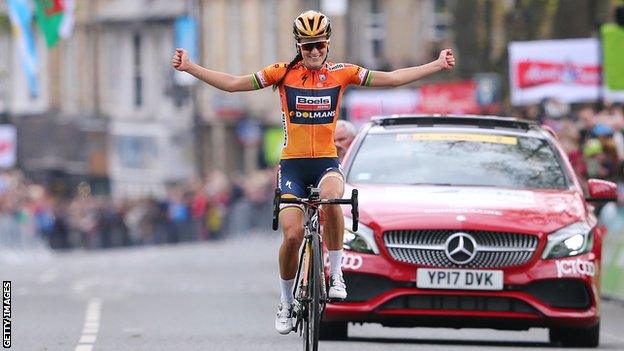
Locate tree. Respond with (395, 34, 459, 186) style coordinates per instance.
(450, 0, 613, 110)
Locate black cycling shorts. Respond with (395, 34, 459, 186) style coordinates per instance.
(277, 157, 343, 199)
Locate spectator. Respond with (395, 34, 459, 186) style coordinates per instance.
(576, 104, 597, 147)
(334, 119, 357, 161)
(583, 139, 609, 179)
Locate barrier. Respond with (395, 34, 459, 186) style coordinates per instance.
(600, 203, 624, 300)
(0, 214, 52, 264)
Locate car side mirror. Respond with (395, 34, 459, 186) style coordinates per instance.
(586, 179, 618, 202)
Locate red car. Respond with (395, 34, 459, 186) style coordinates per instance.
(321, 115, 617, 348)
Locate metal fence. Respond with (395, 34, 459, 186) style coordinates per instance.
(0, 214, 52, 264)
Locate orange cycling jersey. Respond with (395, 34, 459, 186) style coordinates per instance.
(252, 61, 372, 159)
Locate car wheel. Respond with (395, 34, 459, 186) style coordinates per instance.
(319, 321, 348, 340)
(549, 321, 599, 348)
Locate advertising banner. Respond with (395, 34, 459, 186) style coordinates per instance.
(601, 23, 624, 91)
(344, 89, 420, 128)
(263, 127, 284, 167)
(345, 80, 485, 126)
(418, 80, 481, 114)
(508, 39, 601, 105)
(0, 125, 17, 169)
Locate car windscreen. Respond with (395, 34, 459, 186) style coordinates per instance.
(347, 132, 569, 189)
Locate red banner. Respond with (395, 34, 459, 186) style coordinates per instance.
(418, 81, 480, 114)
(516, 60, 601, 88)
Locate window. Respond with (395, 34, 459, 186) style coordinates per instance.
(262, 0, 278, 65)
(228, 0, 242, 74)
(133, 32, 143, 107)
(348, 132, 568, 189)
(355, 0, 385, 70)
(115, 135, 158, 169)
(430, 0, 452, 41)
(62, 37, 79, 112)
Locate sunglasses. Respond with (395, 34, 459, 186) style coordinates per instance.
(298, 41, 329, 51)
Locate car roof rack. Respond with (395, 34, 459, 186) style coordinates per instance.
(371, 114, 536, 131)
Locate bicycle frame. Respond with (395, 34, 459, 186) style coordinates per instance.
(272, 186, 358, 351)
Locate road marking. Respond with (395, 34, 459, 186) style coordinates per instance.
(82, 327, 98, 334)
(75, 298, 102, 351)
(79, 334, 97, 344)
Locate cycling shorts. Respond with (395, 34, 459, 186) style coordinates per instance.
(277, 157, 343, 202)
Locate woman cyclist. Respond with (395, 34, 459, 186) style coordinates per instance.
(172, 10, 455, 335)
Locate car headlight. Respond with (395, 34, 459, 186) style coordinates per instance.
(343, 217, 379, 254)
(542, 222, 593, 259)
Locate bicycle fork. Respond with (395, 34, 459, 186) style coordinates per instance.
(293, 240, 312, 334)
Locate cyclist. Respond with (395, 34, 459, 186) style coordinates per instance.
(171, 10, 455, 335)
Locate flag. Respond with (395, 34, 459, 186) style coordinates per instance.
(7, 0, 39, 98)
(34, 0, 64, 48)
(174, 15, 198, 86)
(59, 0, 75, 39)
(601, 23, 624, 91)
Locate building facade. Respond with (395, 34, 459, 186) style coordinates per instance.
(1, 0, 450, 198)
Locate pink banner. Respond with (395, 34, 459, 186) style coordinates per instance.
(418, 81, 480, 114)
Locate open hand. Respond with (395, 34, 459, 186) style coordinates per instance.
(172, 48, 192, 72)
(438, 49, 455, 71)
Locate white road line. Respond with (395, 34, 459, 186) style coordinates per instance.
(82, 327, 99, 334)
(75, 298, 102, 351)
(79, 335, 97, 344)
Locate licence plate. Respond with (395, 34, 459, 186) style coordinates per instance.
(417, 268, 503, 290)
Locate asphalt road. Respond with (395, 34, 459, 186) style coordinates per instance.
(2, 233, 624, 351)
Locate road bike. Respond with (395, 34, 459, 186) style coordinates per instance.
(272, 186, 358, 351)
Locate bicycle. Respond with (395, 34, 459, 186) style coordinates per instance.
(272, 186, 358, 351)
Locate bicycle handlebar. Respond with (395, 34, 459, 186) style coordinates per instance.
(272, 188, 359, 232)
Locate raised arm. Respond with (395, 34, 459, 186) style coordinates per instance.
(171, 48, 255, 92)
(369, 49, 455, 88)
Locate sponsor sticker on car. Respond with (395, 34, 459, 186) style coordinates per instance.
(417, 268, 504, 290)
(556, 258, 595, 278)
(324, 253, 363, 270)
(395, 133, 518, 145)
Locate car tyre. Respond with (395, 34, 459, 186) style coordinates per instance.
(319, 321, 348, 340)
(549, 321, 599, 348)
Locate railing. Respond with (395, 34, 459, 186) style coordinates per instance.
(0, 214, 52, 264)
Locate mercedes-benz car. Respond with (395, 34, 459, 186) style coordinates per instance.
(321, 115, 617, 348)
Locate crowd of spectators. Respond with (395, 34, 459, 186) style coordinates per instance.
(514, 98, 624, 192)
(2, 101, 623, 252)
(0, 168, 277, 251)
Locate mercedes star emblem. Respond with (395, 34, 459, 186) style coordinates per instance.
(444, 232, 477, 265)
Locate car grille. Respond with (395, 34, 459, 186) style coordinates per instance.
(521, 279, 590, 309)
(378, 295, 538, 314)
(342, 272, 410, 302)
(383, 230, 539, 268)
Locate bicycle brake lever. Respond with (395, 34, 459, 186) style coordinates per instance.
(351, 189, 359, 232)
(272, 188, 281, 231)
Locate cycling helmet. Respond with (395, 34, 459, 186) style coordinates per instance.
(293, 10, 331, 41)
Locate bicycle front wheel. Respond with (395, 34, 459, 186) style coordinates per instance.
(303, 240, 321, 351)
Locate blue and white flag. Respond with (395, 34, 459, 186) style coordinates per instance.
(7, 0, 39, 98)
(174, 15, 198, 86)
